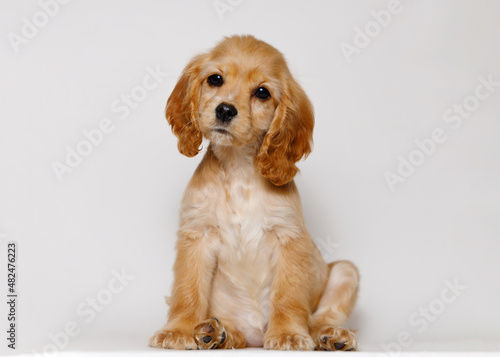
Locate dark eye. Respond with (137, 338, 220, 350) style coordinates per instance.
(254, 87, 271, 100)
(207, 74, 223, 87)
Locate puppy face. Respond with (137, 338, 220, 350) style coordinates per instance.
(197, 43, 283, 147)
(166, 35, 314, 185)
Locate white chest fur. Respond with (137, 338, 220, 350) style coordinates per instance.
(180, 146, 302, 346)
(209, 147, 280, 346)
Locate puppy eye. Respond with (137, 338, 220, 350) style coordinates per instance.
(207, 74, 223, 87)
(254, 87, 271, 100)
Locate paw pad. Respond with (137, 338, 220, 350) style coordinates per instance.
(193, 317, 227, 350)
(317, 327, 357, 351)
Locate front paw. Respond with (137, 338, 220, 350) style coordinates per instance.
(149, 328, 197, 350)
(264, 332, 315, 351)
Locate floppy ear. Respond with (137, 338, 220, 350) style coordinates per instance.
(166, 54, 207, 157)
(256, 77, 314, 186)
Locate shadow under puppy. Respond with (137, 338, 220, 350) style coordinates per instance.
(150, 35, 359, 351)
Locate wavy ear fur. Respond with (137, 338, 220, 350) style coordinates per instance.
(166, 54, 207, 157)
(256, 77, 314, 186)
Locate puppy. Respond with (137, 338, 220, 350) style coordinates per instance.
(149, 35, 359, 351)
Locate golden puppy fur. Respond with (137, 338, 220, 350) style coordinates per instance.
(150, 35, 359, 351)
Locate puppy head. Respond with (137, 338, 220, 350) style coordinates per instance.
(166, 35, 314, 185)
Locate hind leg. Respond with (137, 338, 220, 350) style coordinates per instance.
(193, 317, 246, 349)
(309, 260, 359, 351)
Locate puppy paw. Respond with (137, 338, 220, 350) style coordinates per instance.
(264, 332, 315, 351)
(316, 326, 357, 351)
(149, 328, 197, 350)
(193, 317, 227, 350)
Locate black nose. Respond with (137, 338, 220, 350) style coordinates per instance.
(215, 103, 237, 123)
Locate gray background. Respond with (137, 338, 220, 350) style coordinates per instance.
(1, 0, 499, 354)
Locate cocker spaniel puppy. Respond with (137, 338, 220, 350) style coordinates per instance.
(150, 35, 359, 351)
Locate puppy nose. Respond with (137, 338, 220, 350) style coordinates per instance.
(215, 103, 237, 123)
